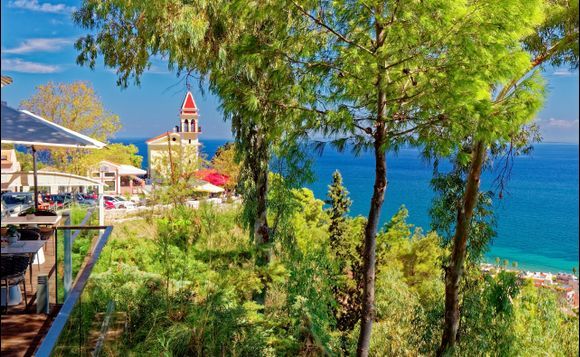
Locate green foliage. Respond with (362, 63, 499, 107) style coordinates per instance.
(368, 267, 425, 356)
(69, 2, 579, 355)
(456, 270, 579, 356)
(325, 172, 362, 341)
(15, 150, 39, 172)
(377, 207, 446, 306)
(459, 270, 522, 355)
(20, 81, 121, 175)
(430, 164, 496, 261)
(210, 142, 240, 191)
(150, 144, 206, 205)
(326, 170, 352, 254)
(523, 0, 579, 69)
(78, 143, 143, 173)
(52, 201, 577, 356)
(512, 282, 580, 356)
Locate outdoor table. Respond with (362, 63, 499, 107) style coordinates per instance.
(1, 240, 48, 255)
(1, 215, 61, 226)
(1, 215, 61, 264)
(1, 240, 48, 306)
(1, 215, 62, 305)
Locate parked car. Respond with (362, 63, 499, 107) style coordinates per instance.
(74, 193, 97, 207)
(114, 196, 137, 209)
(1, 192, 34, 216)
(103, 195, 135, 209)
(82, 192, 98, 200)
(103, 200, 116, 210)
(48, 194, 72, 209)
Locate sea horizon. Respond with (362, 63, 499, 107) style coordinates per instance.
(113, 137, 579, 274)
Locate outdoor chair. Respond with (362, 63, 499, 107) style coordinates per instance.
(1, 255, 30, 312)
(30, 210, 58, 216)
(16, 210, 58, 253)
(38, 227, 55, 241)
(30, 212, 58, 255)
(17, 229, 41, 241)
(17, 229, 42, 284)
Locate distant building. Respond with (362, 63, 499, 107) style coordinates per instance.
(1, 149, 21, 173)
(146, 91, 201, 180)
(89, 160, 147, 195)
(1, 149, 21, 191)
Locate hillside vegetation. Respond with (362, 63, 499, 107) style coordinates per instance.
(62, 191, 577, 356)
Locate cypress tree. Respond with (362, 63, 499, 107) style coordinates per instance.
(326, 170, 352, 253)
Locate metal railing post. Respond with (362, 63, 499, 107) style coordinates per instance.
(98, 184, 104, 226)
(63, 212, 72, 299)
(34, 226, 114, 356)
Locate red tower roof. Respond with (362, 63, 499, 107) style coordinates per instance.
(181, 91, 198, 115)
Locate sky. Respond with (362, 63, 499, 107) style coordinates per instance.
(1, 0, 579, 143)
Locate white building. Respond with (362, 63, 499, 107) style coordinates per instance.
(1, 149, 21, 174)
(89, 160, 147, 195)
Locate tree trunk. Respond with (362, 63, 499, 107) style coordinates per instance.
(252, 134, 271, 306)
(357, 15, 387, 347)
(357, 126, 387, 357)
(437, 141, 486, 356)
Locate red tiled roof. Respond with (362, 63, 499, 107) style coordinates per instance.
(146, 131, 170, 143)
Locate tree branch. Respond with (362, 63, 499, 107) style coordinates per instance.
(291, 0, 374, 55)
(495, 33, 578, 102)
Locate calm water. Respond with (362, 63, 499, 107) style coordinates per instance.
(115, 138, 579, 273)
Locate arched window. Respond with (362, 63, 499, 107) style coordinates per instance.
(183, 119, 190, 132)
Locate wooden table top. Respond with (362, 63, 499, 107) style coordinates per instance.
(1, 240, 47, 255)
(1, 215, 61, 226)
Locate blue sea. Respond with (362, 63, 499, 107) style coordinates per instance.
(115, 138, 579, 273)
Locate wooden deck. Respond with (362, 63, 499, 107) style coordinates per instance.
(1, 233, 62, 357)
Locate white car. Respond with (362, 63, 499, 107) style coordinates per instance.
(113, 196, 137, 209)
(103, 195, 136, 209)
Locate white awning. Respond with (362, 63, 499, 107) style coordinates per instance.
(2, 171, 103, 190)
(193, 182, 225, 193)
(1, 104, 106, 149)
(118, 164, 147, 176)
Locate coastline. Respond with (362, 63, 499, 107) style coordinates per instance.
(481, 263, 580, 310)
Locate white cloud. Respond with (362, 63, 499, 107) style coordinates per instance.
(536, 118, 580, 143)
(146, 65, 170, 74)
(538, 118, 579, 129)
(8, 0, 75, 14)
(551, 69, 578, 77)
(1, 58, 61, 73)
(2, 38, 74, 54)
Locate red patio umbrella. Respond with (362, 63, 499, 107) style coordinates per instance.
(196, 169, 229, 187)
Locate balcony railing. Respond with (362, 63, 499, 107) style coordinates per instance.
(35, 225, 113, 356)
(1, 205, 114, 356)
